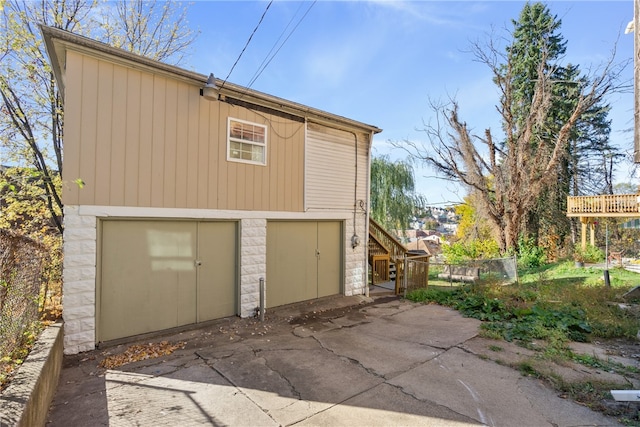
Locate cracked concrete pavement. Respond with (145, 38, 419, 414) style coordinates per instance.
(46, 296, 622, 426)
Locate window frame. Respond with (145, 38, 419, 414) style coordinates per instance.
(227, 117, 268, 166)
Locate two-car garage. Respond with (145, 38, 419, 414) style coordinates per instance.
(98, 219, 342, 342)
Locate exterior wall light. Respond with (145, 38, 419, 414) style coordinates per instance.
(201, 73, 219, 101)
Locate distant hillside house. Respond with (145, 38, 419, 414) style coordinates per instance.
(42, 26, 381, 354)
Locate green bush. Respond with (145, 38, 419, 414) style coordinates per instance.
(406, 287, 456, 305)
(516, 236, 546, 268)
(410, 261, 639, 348)
(441, 239, 500, 263)
(573, 244, 604, 263)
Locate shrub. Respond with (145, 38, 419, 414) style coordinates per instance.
(516, 236, 546, 268)
(441, 238, 500, 263)
(406, 287, 456, 305)
(573, 244, 604, 263)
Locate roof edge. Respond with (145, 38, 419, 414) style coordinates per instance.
(39, 25, 382, 135)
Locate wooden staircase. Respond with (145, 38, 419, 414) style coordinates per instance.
(368, 218, 409, 295)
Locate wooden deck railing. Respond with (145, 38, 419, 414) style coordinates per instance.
(368, 218, 407, 262)
(368, 232, 390, 284)
(369, 218, 409, 292)
(567, 194, 640, 217)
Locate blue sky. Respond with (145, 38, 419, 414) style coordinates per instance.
(183, 1, 635, 206)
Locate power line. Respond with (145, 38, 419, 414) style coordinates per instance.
(219, 0, 273, 92)
(245, 1, 316, 90)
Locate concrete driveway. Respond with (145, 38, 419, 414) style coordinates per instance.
(46, 296, 620, 426)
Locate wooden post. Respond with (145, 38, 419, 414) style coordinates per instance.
(580, 217, 588, 251)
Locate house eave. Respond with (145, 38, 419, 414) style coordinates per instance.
(40, 25, 382, 136)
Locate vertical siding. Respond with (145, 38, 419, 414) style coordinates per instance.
(110, 65, 127, 206)
(62, 52, 82, 205)
(163, 79, 178, 207)
(94, 61, 113, 205)
(210, 100, 225, 208)
(63, 51, 305, 212)
(196, 88, 210, 209)
(306, 122, 369, 210)
(150, 76, 166, 207)
(77, 56, 98, 206)
(186, 83, 199, 208)
(174, 83, 190, 208)
(123, 69, 141, 206)
(216, 102, 229, 209)
(137, 73, 154, 206)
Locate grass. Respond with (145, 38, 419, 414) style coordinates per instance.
(572, 352, 640, 376)
(411, 261, 640, 342)
(408, 260, 640, 425)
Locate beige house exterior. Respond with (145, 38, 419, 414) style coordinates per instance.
(42, 26, 381, 354)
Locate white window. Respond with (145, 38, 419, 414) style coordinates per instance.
(227, 118, 267, 165)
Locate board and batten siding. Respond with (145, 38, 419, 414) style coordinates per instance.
(63, 50, 304, 212)
(306, 122, 369, 210)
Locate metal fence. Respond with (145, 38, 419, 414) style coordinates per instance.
(428, 256, 519, 287)
(0, 230, 47, 367)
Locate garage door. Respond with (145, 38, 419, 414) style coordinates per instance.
(266, 221, 341, 307)
(99, 220, 237, 342)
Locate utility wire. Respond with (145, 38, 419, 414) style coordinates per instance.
(219, 0, 273, 92)
(245, 1, 316, 90)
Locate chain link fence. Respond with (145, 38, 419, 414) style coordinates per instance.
(428, 256, 519, 287)
(401, 255, 519, 295)
(0, 230, 48, 369)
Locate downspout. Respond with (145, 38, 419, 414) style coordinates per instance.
(364, 131, 373, 298)
(348, 130, 367, 297)
(350, 131, 359, 249)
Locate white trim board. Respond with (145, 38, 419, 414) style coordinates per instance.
(77, 205, 355, 220)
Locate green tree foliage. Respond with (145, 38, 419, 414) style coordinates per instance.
(441, 239, 501, 264)
(404, 2, 625, 253)
(504, 3, 617, 248)
(455, 195, 494, 243)
(0, 167, 62, 236)
(0, 166, 63, 297)
(370, 155, 424, 232)
(0, 0, 197, 234)
(504, 2, 567, 130)
(515, 235, 546, 268)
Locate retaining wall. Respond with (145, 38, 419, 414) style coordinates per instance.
(0, 322, 64, 427)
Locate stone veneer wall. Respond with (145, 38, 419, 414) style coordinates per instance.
(344, 215, 367, 296)
(62, 206, 367, 354)
(239, 219, 266, 317)
(62, 206, 97, 354)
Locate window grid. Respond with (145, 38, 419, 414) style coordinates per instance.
(228, 118, 267, 166)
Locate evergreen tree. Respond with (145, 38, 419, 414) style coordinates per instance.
(407, 2, 624, 252)
(501, 3, 616, 248)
